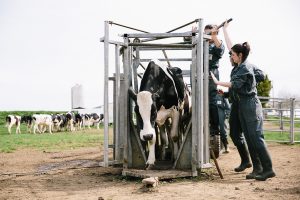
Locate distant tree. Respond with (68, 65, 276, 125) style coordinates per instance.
(257, 75, 272, 107)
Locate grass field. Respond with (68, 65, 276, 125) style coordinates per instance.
(1, 112, 299, 153)
(0, 125, 108, 153)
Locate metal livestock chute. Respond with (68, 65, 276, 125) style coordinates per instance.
(100, 19, 220, 178)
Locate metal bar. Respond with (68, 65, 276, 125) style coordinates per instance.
(162, 49, 171, 67)
(140, 19, 198, 43)
(290, 98, 295, 144)
(123, 32, 193, 38)
(109, 21, 149, 33)
(100, 37, 126, 46)
(203, 39, 210, 165)
(129, 43, 193, 48)
(140, 58, 192, 62)
(196, 19, 204, 168)
(114, 44, 121, 161)
(166, 19, 199, 33)
(103, 21, 110, 167)
(138, 47, 193, 51)
(191, 31, 197, 176)
(123, 36, 130, 169)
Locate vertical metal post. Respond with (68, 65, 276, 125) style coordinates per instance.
(114, 44, 121, 161)
(103, 21, 109, 167)
(290, 98, 295, 144)
(191, 31, 197, 176)
(196, 19, 204, 169)
(123, 37, 130, 169)
(279, 101, 283, 133)
(203, 40, 210, 164)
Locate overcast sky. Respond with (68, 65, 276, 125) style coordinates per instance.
(0, 0, 299, 111)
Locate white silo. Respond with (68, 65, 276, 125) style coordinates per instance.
(71, 84, 85, 109)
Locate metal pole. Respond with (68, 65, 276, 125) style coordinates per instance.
(123, 36, 130, 168)
(290, 98, 295, 144)
(114, 44, 121, 161)
(103, 21, 109, 167)
(196, 19, 204, 169)
(203, 40, 210, 164)
(191, 30, 197, 176)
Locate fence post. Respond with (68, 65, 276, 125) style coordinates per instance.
(290, 98, 295, 144)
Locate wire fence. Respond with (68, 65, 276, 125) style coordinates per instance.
(259, 97, 300, 144)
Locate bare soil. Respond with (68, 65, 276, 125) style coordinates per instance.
(0, 143, 299, 200)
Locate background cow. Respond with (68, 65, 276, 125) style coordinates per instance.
(83, 113, 103, 129)
(5, 115, 21, 134)
(21, 115, 33, 133)
(32, 114, 53, 134)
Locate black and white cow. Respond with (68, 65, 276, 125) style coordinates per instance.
(83, 113, 103, 129)
(52, 114, 67, 132)
(129, 60, 191, 169)
(65, 112, 75, 132)
(32, 114, 53, 134)
(21, 115, 33, 133)
(5, 115, 21, 134)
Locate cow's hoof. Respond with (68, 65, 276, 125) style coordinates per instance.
(146, 164, 155, 170)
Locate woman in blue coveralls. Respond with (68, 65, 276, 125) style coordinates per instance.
(222, 22, 266, 179)
(210, 42, 276, 181)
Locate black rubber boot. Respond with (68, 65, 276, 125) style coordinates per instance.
(234, 143, 252, 172)
(222, 138, 230, 153)
(246, 155, 263, 179)
(255, 146, 276, 181)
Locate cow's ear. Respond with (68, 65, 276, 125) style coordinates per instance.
(128, 88, 137, 101)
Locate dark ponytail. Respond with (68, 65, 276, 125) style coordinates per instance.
(231, 42, 251, 62)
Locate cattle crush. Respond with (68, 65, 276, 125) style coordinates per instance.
(100, 19, 219, 178)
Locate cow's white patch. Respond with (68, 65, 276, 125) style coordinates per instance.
(137, 91, 156, 165)
(137, 91, 155, 140)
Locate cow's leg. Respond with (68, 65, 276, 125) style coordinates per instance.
(8, 124, 12, 134)
(170, 106, 180, 161)
(158, 125, 168, 160)
(146, 136, 156, 170)
(49, 124, 52, 134)
(33, 124, 38, 134)
(16, 123, 21, 134)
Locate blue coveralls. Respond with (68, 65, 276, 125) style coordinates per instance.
(216, 93, 230, 143)
(209, 42, 225, 135)
(231, 61, 274, 176)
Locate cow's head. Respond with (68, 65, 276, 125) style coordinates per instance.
(129, 89, 158, 142)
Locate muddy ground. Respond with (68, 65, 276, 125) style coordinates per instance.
(0, 143, 299, 200)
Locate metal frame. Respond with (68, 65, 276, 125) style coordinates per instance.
(100, 19, 212, 176)
(259, 96, 300, 144)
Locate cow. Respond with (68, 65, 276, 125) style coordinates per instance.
(83, 113, 103, 129)
(52, 114, 67, 132)
(129, 60, 191, 169)
(21, 115, 33, 133)
(5, 115, 21, 134)
(74, 113, 83, 131)
(65, 112, 75, 132)
(32, 114, 53, 134)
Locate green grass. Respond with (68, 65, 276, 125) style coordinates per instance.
(0, 125, 106, 153)
(264, 131, 300, 142)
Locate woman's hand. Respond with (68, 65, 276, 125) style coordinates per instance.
(210, 71, 219, 85)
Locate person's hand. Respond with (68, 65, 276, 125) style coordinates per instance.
(210, 71, 219, 85)
(210, 27, 218, 36)
(218, 89, 224, 95)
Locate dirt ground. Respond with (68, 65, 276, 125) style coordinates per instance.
(0, 143, 299, 200)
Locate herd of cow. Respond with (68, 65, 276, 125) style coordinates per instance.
(5, 112, 104, 134)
